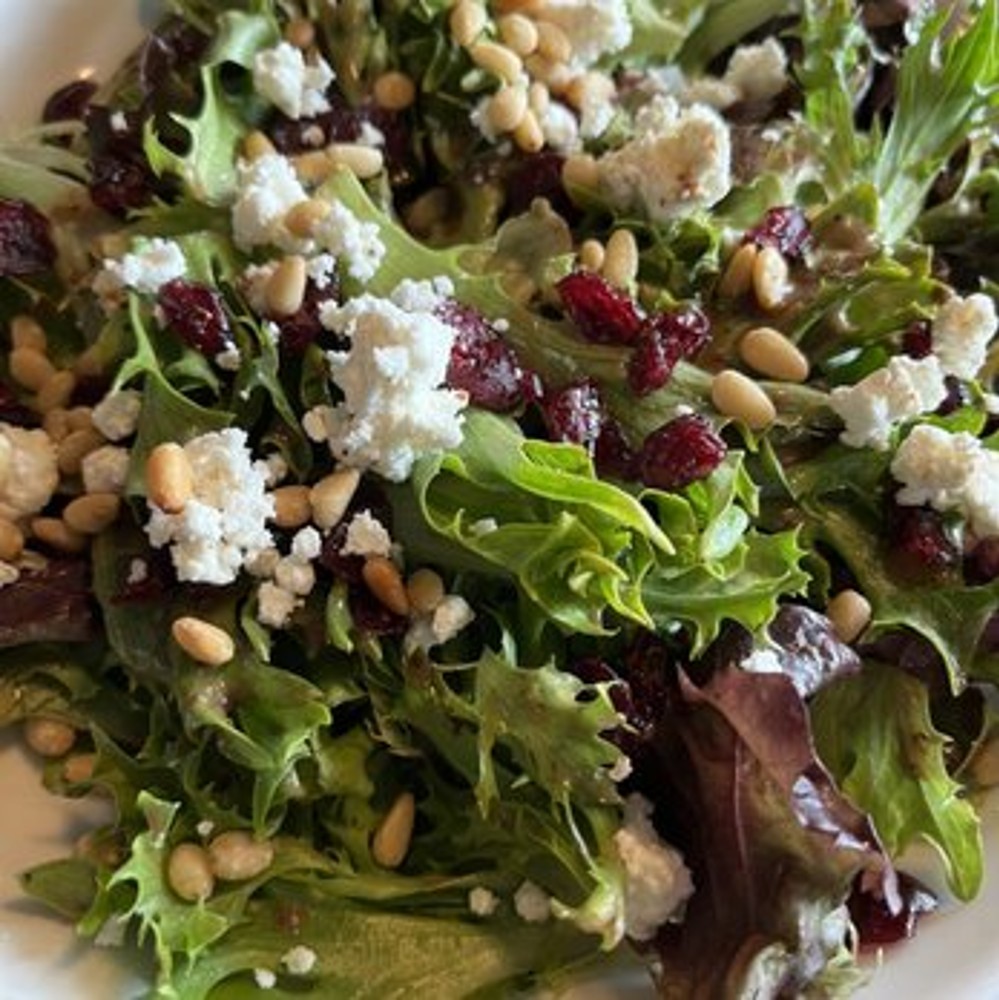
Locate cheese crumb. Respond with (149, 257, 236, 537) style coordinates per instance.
(468, 887, 500, 917)
(92, 389, 142, 442)
(93, 238, 186, 301)
(313, 201, 386, 282)
(253, 42, 334, 120)
(540, 0, 633, 69)
(723, 38, 788, 102)
(0, 424, 59, 522)
(932, 293, 997, 380)
(281, 945, 318, 976)
(514, 881, 552, 923)
(81, 445, 130, 496)
(232, 153, 309, 253)
(253, 969, 277, 990)
(341, 511, 393, 558)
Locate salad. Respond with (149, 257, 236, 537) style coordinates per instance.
(0, 0, 998, 996)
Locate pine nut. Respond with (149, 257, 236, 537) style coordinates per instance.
(752, 245, 791, 311)
(43, 408, 71, 442)
(711, 370, 777, 430)
(561, 153, 598, 191)
(528, 80, 550, 114)
(36, 371, 77, 414)
(24, 717, 76, 757)
(565, 71, 614, 111)
(327, 143, 385, 179)
(208, 831, 274, 881)
(272, 485, 312, 529)
(373, 71, 417, 111)
(146, 443, 193, 513)
(363, 556, 410, 616)
(10, 315, 47, 352)
(826, 589, 872, 644)
(469, 41, 523, 85)
(498, 13, 539, 55)
(31, 517, 88, 554)
(9, 347, 56, 392)
(243, 130, 276, 161)
(293, 149, 335, 185)
(403, 188, 451, 235)
(310, 469, 360, 530)
(172, 617, 235, 667)
(535, 20, 573, 63)
(0, 518, 24, 562)
(524, 54, 572, 93)
(265, 255, 308, 317)
(63, 493, 121, 535)
(602, 229, 639, 289)
(63, 753, 96, 784)
(0, 436, 9, 489)
(371, 791, 416, 868)
(578, 239, 605, 272)
(57, 428, 104, 476)
(406, 568, 446, 615)
(512, 108, 544, 153)
(485, 85, 529, 133)
(284, 16, 315, 49)
(738, 326, 810, 383)
(717, 243, 758, 299)
(73, 343, 105, 379)
(167, 843, 215, 902)
(449, 0, 487, 47)
(66, 406, 94, 431)
(285, 198, 331, 238)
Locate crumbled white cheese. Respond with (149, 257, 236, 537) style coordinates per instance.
(264, 452, 289, 487)
(315, 292, 467, 481)
(340, 510, 393, 558)
(828, 355, 948, 450)
(110, 111, 128, 133)
(246, 547, 282, 579)
(540, 0, 633, 69)
(81, 445, 131, 496)
(613, 794, 694, 942)
(740, 647, 783, 676)
(578, 89, 616, 139)
(723, 38, 788, 102)
(302, 405, 334, 444)
(126, 558, 148, 586)
(291, 526, 322, 561)
(469, 518, 499, 536)
(431, 595, 475, 644)
(231, 153, 309, 253)
(274, 555, 316, 596)
(214, 344, 242, 371)
(931, 293, 997, 380)
(357, 121, 386, 148)
(596, 96, 732, 223)
(539, 101, 581, 153)
(681, 76, 741, 110)
(0, 561, 19, 588)
(891, 424, 999, 539)
(257, 580, 300, 628)
(468, 886, 500, 917)
(252, 42, 334, 120)
(281, 945, 318, 976)
(608, 755, 633, 783)
(514, 881, 552, 923)
(389, 276, 454, 313)
(196, 819, 216, 839)
(242, 261, 279, 312)
(0, 424, 59, 522)
(306, 253, 337, 291)
(253, 969, 277, 990)
(93, 238, 187, 300)
(313, 200, 386, 282)
(91, 389, 142, 442)
(145, 429, 274, 585)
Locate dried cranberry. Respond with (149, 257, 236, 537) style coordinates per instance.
(0, 382, 38, 427)
(276, 277, 338, 355)
(85, 107, 159, 216)
(438, 300, 530, 412)
(366, 105, 417, 188)
(621, 632, 677, 736)
(594, 418, 638, 481)
(744, 206, 811, 260)
(638, 414, 726, 491)
(42, 79, 98, 123)
(0, 198, 56, 277)
(268, 91, 361, 154)
(541, 379, 605, 454)
(936, 375, 971, 416)
(138, 17, 209, 96)
(557, 271, 643, 345)
(505, 151, 577, 222)
(627, 307, 711, 396)
(349, 586, 408, 636)
(888, 503, 960, 578)
(157, 279, 232, 356)
(848, 872, 936, 948)
(901, 319, 932, 359)
(318, 523, 365, 584)
(966, 537, 999, 585)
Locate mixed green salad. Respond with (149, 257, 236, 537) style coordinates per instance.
(1, 0, 998, 996)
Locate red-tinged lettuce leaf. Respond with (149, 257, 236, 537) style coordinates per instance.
(0, 559, 95, 647)
(648, 665, 890, 999)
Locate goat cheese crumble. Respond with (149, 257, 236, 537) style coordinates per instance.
(92, 389, 142, 442)
(931, 292, 997, 380)
(0, 424, 59, 522)
(540, 0, 633, 69)
(253, 42, 334, 120)
(232, 153, 309, 252)
(81, 446, 131, 496)
(92, 238, 187, 300)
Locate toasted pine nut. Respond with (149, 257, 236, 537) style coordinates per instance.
(66, 406, 94, 431)
(512, 108, 544, 153)
(243, 130, 276, 161)
(406, 568, 446, 615)
(752, 245, 790, 311)
(31, 517, 88, 554)
(527, 80, 550, 114)
(534, 20, 573, 62)
(63, 493, 121, 535)
(738, 326, 810, 383)
(711, 370, 777, 430)
(524, 54, 572, 93)
(826, 589, 872, 644)
(172, 617, 235, 667)
(372, 791, 416, 868)
(565, 70, 614, 111)
(602, 229, 639, 289)
(363, 556, 409, 616)
(327, 143, 385, 179)
(9, 347, 55, 392)
(373, 71, 417, 111)
(167, 843, 215, 902)
(284, 16, 315, 50)
(403, 187, 451, 235)
(10, 315, 47, 352)
(73, 343, 106, 379)
(485, 85, 529, 133)
(265, 256, 308, 317)
(469, 41, 523, 85)
(24, 717, 76, 758)
(208, 831, 274, 881)
(285, 198, 331, 238)
(43, 408, 71, 443)
(146, 443, 193, 513)
(310, 469, 360, 530)
(717, 243, 758, 299)
(63, 753, 96, 784)
(578, 239, 605, 272)
(561, 153, 598, 191)
(36, 371, 77, 414)
(272, 485, 312, 530)
(0, 518, 24, 562)
(449, 0, 487, 46)
(57, 428, 104, 476)
(293, 149, 335, 185)
(498, 13, 539, 55)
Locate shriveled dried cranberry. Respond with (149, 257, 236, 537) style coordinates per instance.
(627, 307, 711, 396)
(594, 418, 638, 481)
(85, 107, 159, 216)
(888, 503, 960, 578)
(639, 413, 726, 491)
(936, 375, 971, 416)
(0, 382, 39, 427)
(157, 279, 231, 356)
(139, 16, 209, 96)
(848, 871, 936, 948)
(966, 537, 999, 585)
(43, 79, 98, 123)
(621, 632, 677, 736)
(901, 319, 932, 359)
(557, 271, 643, 345)
(318, 523, 365, 584)
(349, 586, 408, 636)
(744, 206, 811, 260)
(366, 105, 417, 188)
(505, 151, 577, 222)
(0, 198, 56, 277)
(268, 91, 361, 154)
(276, 277, 338, 355)
(438, 300, 530, 412)
(541, 379, 605, 454)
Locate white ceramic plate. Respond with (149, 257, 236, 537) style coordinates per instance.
(1, 4, 997, 997)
